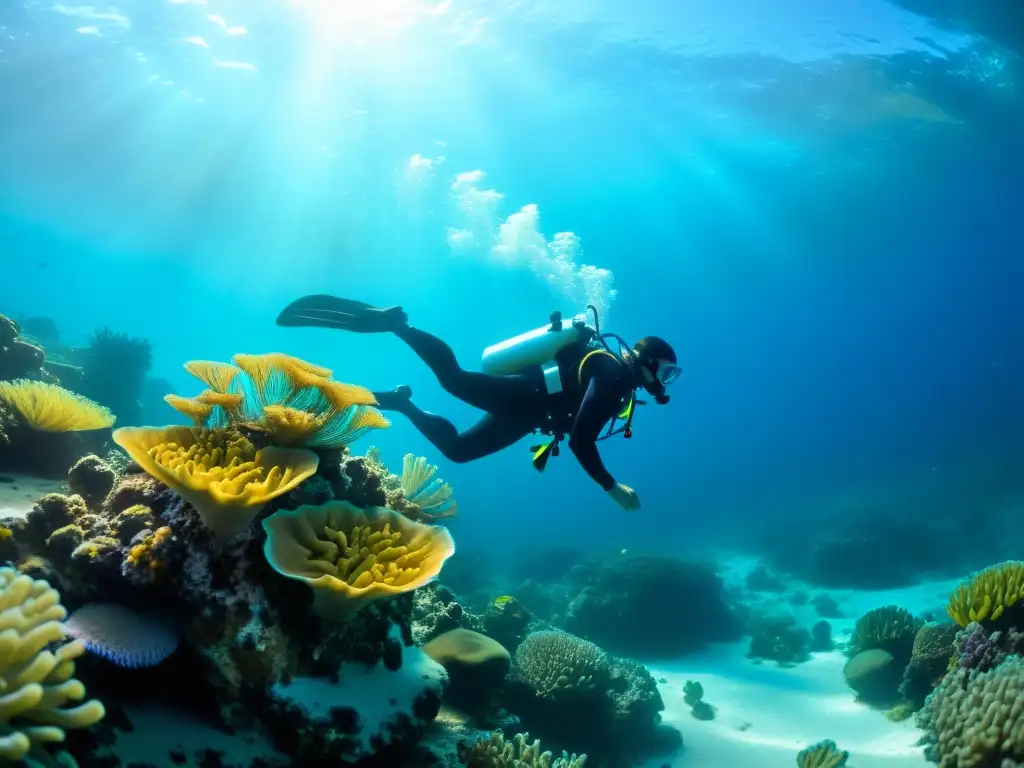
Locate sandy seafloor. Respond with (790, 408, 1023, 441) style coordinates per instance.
(94, 557, 958, 767)
(0, 476, 957, 767)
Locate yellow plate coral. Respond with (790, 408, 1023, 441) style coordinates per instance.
(262, 500, 455, 620)
(112, 425, 319, 540)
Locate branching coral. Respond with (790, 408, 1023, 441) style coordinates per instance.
(0, 567, 105, 763)
(262, 500, 455, 620)
(797, 739, 849, 768)
(514, 630, 609, 700)
(167, 353, 389, 450)
(112, 425, 319, 539)
(458, 730, 587, 768)
(948, 561, 1024, 628)
(917, 655, 1024, 766)
(0, 380, 115, 432)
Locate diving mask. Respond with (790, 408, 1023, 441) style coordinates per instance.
(657, 363, 681, 387)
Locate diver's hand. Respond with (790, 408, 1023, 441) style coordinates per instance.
(608, 482, 641, 511)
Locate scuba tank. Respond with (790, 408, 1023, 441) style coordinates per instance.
(493, 305, 646, 472)
(481, 311, 596, 394)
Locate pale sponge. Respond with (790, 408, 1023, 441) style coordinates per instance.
(0, 567, 106, 762)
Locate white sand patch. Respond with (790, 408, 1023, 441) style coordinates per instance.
(100, 703, 286, 767)
(642, 641, 929, 767)
(0, 473, 64, 519)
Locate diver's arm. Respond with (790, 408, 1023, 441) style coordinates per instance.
(567, 371, 624, 491)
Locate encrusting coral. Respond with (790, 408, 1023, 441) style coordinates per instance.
(165, 353, 390, 450)
(947, 560, 1024, 628)
(796, 739, 849, 768)
(0, 567, 105, 765)
(262, 499, 456, 620)
(0, 380, 115, 433)
(458, 730, 587, 768)
(112, 425, 319, 539)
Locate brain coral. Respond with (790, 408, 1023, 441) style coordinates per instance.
(514, 630, 609, 700)
(918, 655, 1024, 766)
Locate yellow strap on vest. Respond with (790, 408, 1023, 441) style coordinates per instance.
(577, 348, 619, 386)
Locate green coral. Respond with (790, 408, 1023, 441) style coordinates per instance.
(796, 739, 848, 767)
(514, 630, 608, 700)
(848, 605, 921, 660)
(458, 730, 587, 768)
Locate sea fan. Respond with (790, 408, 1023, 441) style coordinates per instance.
(65, 603, 181, 668)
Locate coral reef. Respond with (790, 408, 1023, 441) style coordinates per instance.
(683, 680, 715, 720)
(113, 425, 319, 540)
(514, 631, 607, 701)
(168, 353, 390, 450)
(66, 454, 116, 509)
(0, 314, 46, 382)
(262, 499, 456, 620)
(0, 381, 114, 478)
(811, 620, 833, 652)
(504, 629, 678, 764)
(947, 560, 1024, 629)
(412, 584, 484, 645)
(899, 621, 959, 707)
(425, 628, 511, 713)
(847, 605, 921, 662)
(843, 649, 901, 706)
(917, 655, 1024, 766)
(747, 613, 812, 664)
(76, 326, 152, 428)
(563, 553, 740, 657)
(796, 739, 849, 768)
(458, 730, 587, 768)
(0, 567, 105, 765)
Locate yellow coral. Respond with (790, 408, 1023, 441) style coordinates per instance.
(400, 453, 457, 520)
(0, 380, 115, 432)
(262, 500, 455, 620)
(947, 561, 1024, 627)
(163, 394, 213, 426)
(126, 526, 172, 570)
(0, 567, 105, 762)
(112, 425, 319, 540)
(183, 360, 240, 393)
(796, 739, 848, 768)
(196, 389, 244, 411)
(458, 730, 586, 768)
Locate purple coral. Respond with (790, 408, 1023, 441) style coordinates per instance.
(954, 621, 1024, 673)
(65, 603, 180, 668)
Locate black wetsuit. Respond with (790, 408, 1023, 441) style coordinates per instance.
(376, 325, 637, 491)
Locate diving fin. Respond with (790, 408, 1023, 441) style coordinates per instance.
(276, 295, 407, 333)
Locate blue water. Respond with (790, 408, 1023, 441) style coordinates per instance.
(1, 0, 1021, 559)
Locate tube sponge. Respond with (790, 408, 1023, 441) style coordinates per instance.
(262, 500, 455, 620)
(112, 425, 319, 539)
(0, 567, 105, 761)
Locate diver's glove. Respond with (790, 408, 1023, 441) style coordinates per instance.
(608, 482, 641, 512)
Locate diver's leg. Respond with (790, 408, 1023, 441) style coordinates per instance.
(377, 396, 531, 463)
(393, 325, 542, 414)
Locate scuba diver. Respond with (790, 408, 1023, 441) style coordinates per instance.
(276, 296, 680, 512)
